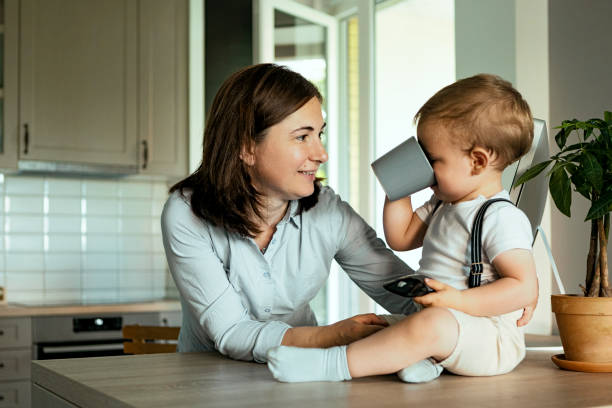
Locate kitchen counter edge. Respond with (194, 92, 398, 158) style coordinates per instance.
(0, 300, 181, 317)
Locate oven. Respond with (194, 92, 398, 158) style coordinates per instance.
(32, 313, 163, 360)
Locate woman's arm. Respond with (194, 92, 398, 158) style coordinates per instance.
(282, 314, 388, 348)
(162, 194, 291, 362)
(383, 196, 428, 251)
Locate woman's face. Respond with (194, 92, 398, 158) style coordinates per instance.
(247, 97, 328, 204)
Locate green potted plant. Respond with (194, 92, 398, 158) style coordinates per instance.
(515, 111, 612, 371)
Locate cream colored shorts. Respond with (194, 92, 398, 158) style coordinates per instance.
(439, 309, 526, 376)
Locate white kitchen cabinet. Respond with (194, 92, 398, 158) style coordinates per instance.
(138, 0, 188, 177)
(0, 318, 31, 408)
(19, 0, 139, 168)
(0, 0, 19, 170)
(10, 0, 188, 176)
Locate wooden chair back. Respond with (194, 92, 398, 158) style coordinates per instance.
(122, 325, 180, 355)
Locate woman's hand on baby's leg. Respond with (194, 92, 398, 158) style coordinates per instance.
(329, 313, 389, 346)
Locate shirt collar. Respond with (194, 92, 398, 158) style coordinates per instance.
(282, 200, 300, 229)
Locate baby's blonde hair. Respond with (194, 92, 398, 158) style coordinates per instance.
(415, 74, 533, 169)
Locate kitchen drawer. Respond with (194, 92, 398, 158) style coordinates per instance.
(0, 350, 30, 381)
(0, 319, 31, 349)
(0, 380, 30, 408)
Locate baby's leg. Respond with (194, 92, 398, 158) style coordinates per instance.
(347, 306, 458, 377)
(381, 314, 442, 383)
(267, 307, 458, 382)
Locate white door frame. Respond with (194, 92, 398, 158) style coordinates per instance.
(253, 0, 376, 322)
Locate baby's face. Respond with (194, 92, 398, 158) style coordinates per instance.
(417, 123, 480, 204)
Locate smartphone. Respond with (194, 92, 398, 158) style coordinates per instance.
(383, 274, 434, 297)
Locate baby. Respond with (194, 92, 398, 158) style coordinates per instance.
(267, 74, 538, 382)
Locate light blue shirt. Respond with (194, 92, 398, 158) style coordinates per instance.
(161, 187, 416, 362)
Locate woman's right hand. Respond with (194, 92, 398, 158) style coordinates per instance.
(282, 313, 388, 348)
(327, 313, 389, 346)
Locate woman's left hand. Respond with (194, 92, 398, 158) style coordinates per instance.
(413, 278, 463, 310)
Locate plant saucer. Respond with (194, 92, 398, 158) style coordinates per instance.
(552, 354, 612, 373)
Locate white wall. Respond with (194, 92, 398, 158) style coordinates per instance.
(548, 0, 612, 298)
(515, 0, 552, 335)
(375, 0, 455, 273)
(454, 0, 515, 82)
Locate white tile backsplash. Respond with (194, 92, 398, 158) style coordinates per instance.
(82, 271, 118, 290)
(86, 198, 119, 216)
(7, 271, 44, 290)
(5, 177, 44, 195)
(120, 199, 152, 216)
(85, 235, 118, 252)
(47, 215, 82, 233)
(45, 271, 81, 290)
(6, 253, 44, 271)
(118, 235, 152, 253)
(119, 182, 152, 198)
(6, 235, 45, 252)
(47, 179, 82, 196)
(6, 215, 44, 233)
(1, 174, 171, 303)
(86, 216, 120, 234)
(45, 253, 81, 271)
(48, 197, 82, 214)
(83, 180, 119, 198)
(6, 196, 44, 214)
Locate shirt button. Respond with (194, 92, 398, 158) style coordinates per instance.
(264, 308, 271, 313)
(263, 272, 270, 278)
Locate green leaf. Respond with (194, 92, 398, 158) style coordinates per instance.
(570, 172, 591, 200)
(554, 127, 568, 150)
(549, 167, 572, 217)
(561, 142, 587, 152)
(579, 152, 603, 192)
(605, 111, 612, 124)
(513, 160, 552, 187)
(585, 190, 612, 221)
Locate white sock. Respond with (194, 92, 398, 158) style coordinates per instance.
(267, 345, 351, 383)
(397, 358, 443, 383)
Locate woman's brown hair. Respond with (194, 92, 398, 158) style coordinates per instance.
(170, 63, 323, 237)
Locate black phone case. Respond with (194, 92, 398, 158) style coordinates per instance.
(383, 274, 434, 297)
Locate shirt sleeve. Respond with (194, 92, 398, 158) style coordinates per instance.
(415, 193, 440, 224)
(482, 203, 533, 262)
(327, 190, 419, 315)
(161, 192, 290, 363)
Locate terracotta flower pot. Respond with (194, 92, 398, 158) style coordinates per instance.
(551, 294, 612, 363)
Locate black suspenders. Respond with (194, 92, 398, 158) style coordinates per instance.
(432, 198, 514, 288)
(468, 198, 513, 288)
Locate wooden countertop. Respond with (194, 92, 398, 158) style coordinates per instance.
(0, 300, 181, 317)
(32, 349, 612, 408)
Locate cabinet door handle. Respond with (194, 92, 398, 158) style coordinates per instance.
(23, 123, 30, 155)
(142, 140, 149, 170)
(0, 394, 4, 401)
(0, 329, 4, 336)
(0, 362, 4, 368)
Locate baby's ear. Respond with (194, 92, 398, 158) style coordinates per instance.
(469, 147, 492, 174)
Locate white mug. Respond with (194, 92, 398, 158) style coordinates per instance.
(371, 137, 436, 201)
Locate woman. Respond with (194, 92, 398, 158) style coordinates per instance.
(161, 63, 416, 363)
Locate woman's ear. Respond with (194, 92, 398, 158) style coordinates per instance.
(469, 147, 491, 175)
(240, 143, 256, 166)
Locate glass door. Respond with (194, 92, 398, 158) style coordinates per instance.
(254, 0, 338, 190)
(254, 0, 339, 324)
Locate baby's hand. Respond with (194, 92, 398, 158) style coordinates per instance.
(413, 278, 463, 310)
